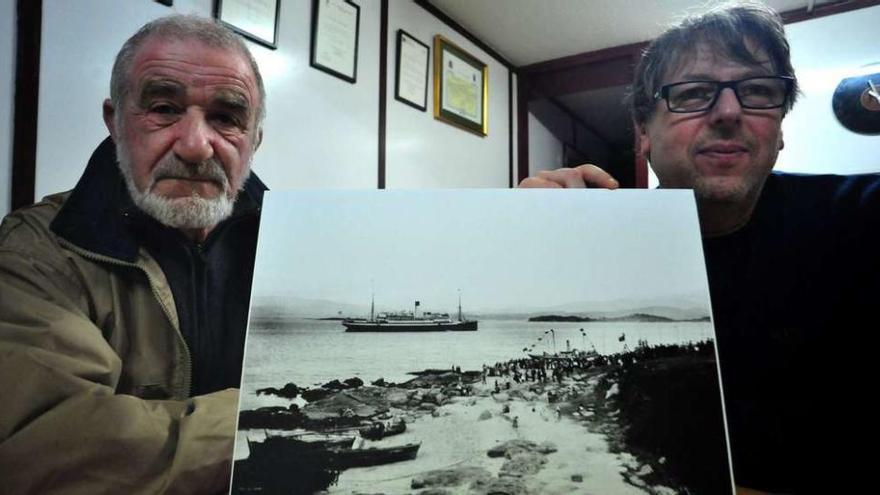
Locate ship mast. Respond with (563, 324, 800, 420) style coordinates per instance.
(370, 280, 375, 321)
(458, 289, 462, 321)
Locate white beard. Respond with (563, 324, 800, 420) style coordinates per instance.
(115, 139, 250, 230)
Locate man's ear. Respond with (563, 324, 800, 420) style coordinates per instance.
(778, 129, 784, 151)
(103, 99, 117, 140)
(254, 128, 263, 152)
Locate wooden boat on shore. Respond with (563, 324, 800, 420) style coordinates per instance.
(247, 433, 355, 461)
(248, 432, 421, 469)
(232, 441, 421, 493)
(324, 442, 421, 468)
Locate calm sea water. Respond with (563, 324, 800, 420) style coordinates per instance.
(239, 318, 714, 411)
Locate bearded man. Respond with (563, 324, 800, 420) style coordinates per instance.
(0, 15, 265, 493)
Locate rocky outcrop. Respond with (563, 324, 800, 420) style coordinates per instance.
(411, 467, 491, 489)
(500, 452, 547, 477)
(411, 466, 537, 495)
(486, 440, 558, 458)
(302, 387, 390, 420)
(255, 382, 299, 399)
(470, 476, 532, 495)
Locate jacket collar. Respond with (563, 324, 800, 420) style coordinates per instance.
(50, 136, 267, 263)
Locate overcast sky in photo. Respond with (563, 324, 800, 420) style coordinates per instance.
(250, 189, 711, 314)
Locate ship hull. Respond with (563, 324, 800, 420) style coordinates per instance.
(343, 320, 477, 332)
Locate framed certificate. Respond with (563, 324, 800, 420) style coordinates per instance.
(215, 0, 280, 50)
(310, 0, 361, 83)
(395, 30, 430, 111)
(433, 35, 488, 136)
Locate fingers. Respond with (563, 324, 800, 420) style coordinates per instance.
(517, 164, 619, 190)
(518, 176, 563, 188)
(541, 169, 588, 189)
(574, 164, 619, 190)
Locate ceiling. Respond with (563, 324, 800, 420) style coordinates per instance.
(429, 0, 832, 67)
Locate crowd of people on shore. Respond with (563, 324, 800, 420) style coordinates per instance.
(481, 339, 716, 393)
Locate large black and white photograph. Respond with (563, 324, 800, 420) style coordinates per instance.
(231, 190, 733, 494)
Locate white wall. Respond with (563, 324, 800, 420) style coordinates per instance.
(777, 5, 880, 175)
(255, 0, 379, 189)
(37, 0, 381, 197)
(34, 0, 515, 200)
(385, 0, 511, 188)
(36, 0, 213, 199)
(1, 0, 15, 217)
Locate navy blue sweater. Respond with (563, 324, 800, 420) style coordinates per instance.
(704, 172, 880, 492)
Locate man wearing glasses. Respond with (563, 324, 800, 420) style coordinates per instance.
(523, 3, 878, 493)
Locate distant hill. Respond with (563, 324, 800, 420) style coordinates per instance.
(248, 294, 711, 322)
(529, 313, 711, 323)
(476, 293, 711, 321)
(250, 296, 366, 319)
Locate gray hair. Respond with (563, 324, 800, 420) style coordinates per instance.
(110, 14, 266, 130)
(629, 2, 799, 126)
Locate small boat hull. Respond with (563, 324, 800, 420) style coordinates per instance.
(324, 442, 421, 468)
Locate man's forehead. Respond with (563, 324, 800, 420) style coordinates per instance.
(664, 41, 773, 81)
(130, 35, 256, 90)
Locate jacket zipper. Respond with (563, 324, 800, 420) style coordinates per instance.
(57, 237, 194, 398)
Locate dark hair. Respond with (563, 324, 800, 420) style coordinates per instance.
(629, 2, 799, 125)
(110, 15, 266, 129)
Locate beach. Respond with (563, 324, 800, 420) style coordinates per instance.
(234, 341, 729, 494)
(325, 378, 651, 495)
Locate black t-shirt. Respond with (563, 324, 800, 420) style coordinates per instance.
(704, 172, 880, 492)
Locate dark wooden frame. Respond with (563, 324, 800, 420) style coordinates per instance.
(214, 0, 281, 50)
(394, 29, 429, 112)
(433, 35, 488, 136)
(378, 0, 388, 188)
(10, 0, 41, 211)
(310, 0, 360, 83)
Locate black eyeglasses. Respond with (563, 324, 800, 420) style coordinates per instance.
(654, 76, 795, 113)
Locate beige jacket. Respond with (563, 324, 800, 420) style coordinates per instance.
(0, 191, 237, 494)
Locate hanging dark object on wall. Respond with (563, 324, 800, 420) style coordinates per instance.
(832, 72, 880, 135)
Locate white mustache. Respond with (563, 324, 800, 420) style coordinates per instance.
(149, 154, 229, 191)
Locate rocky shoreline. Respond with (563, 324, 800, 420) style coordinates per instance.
(234, 340, 730, 494)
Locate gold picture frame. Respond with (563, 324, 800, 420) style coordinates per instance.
(433, 35, 488, 136)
